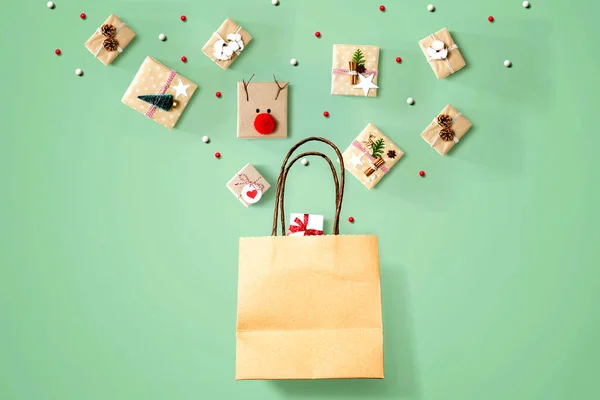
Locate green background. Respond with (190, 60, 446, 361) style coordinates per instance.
(2, 0, 599, 399)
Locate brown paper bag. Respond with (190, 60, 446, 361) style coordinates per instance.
(236, 138, 384, 380)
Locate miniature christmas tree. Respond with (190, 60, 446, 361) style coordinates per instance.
(137, 94, 174, 111)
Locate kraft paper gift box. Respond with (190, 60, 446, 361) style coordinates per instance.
(421, 104, 472, 155)
(121, 57, 197, 130)
(236, 137, 383, 380)
(237, 76, 288, 139)
(287, 214, 324, 236)
(342, 123, 404, 190)
(331, 44, 379, 97)
(418, 27, 466, 79)
(226, 163, 271, 207)
(84, 14, 135, 66)
(202, 18, 252, 69)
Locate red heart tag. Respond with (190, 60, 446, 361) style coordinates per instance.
(246, 189, 258, 199)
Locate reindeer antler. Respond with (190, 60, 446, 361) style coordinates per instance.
(273, 74, 289, 100)
(242, 74, 255, 101)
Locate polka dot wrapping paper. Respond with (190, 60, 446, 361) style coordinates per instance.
(331, 44, 379, 97)
(121, 57, 197, 130)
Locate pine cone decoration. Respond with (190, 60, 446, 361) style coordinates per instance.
(103, 37, 119, 52)
(437, 114, 452, 128)
(356, 65, 367, 74)
(100, 24, 117, 38)
(439, 127, 455, 142)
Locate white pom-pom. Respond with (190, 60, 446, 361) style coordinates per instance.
(290, 58, 298, 66)
(158, 33, 166, 41)
(75, 68, 83, 76)
(504, 60, 512, 67)
(407, 97, 415, 105)
(301, 158, 309, 166)
(427, 4, 435, 12)
(202, 136, 210, 143)
(47, 1, 55, 9)
(522, 1, 530, 8)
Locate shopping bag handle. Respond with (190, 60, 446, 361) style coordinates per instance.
(271, 137, 345, 236)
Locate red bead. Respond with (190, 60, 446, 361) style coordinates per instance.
(215, 152, 221, 159)
(379, 5, 385, 11)
(55, 49, 61, 55)
(315, 31, 321, 38)
(180, 15, 187, 22)
(323, 111, 329, 117)
(181, 56, 187, 63)
(419, 170, 425, 177)
(396, 57, 402, 63)
(80, 13, 86, 19)
(216, 91, 222, 98)
(488, 16, 494, 22)
(348, 217, 355, 223)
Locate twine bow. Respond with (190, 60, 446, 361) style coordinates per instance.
(288, 214, 324, 236)
(426, 35, 459, 74)
(430, 113, 463, 147)
(94, 22, 126, 56)
(234, 173, 265, 192)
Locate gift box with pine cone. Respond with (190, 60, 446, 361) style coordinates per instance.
(421, 104, 472, 155)
(84, 14, 135, 66)
(331, 45, 379, 97)
(342, 123, 403, 189)
(121, 57, 197, 130)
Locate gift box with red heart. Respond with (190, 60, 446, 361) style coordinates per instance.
(226, 163, 271, 207)
(287, 213, 324, 237)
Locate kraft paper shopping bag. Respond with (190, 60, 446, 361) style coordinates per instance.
(236, 137, 384, 380)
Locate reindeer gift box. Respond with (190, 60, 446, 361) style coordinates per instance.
(237, 75, 289, 139)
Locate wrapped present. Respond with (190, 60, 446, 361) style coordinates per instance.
(418, 28, 466, 79)
(342, 123, 404, 190)
(421, 104, 472, 155)
(331, 45, 379, 97)
(84, 14, 135, 66)
(121, 57, 197, 130)
(202, 18, 252, 69)
(287, 214, 324, 237)
(226, 163, 271, 207)
(237, 75, 288, 139)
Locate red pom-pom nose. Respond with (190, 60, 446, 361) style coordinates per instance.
(254, 113, 276, 135)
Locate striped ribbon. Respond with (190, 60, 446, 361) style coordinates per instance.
(352, 140, 390, 174)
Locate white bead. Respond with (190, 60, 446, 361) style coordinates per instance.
(47, 1, 55, 9)
(290, 58, 298, 66)
(75, 68, 83, 76)
(272, 0, 279, 4)
(407, 97, 415, 105)
(301, 158, 309, 166)
(522, 1, 530, 8)
(158, 33, 166, 41)
(202, 136, 210, 143)
(504, 60, 512, 67)
(427, 4, 435, 12)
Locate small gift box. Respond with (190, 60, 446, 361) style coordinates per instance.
(121, 57, 197, 130)
(202, 18, 252, 70)
(331, 45, 379, 97)
(421, 104, 472, 155)
(237, 75, 288, 139)
(342, 123, 404, 190)
(84, 14, 135, 66)
(418, 28, 466, 79)
(226, 163, 271, 207)
(287, 214, 324, 237)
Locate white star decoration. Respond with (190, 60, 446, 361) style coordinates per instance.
(350, 154, 364, 169)
(353, 73, 379, 97)
(171, 79, 190, 98)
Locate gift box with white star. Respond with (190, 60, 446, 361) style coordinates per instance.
(342, 123, 403, 190)
(121, 57, 198, 130)
(331, 45, 379, 97)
